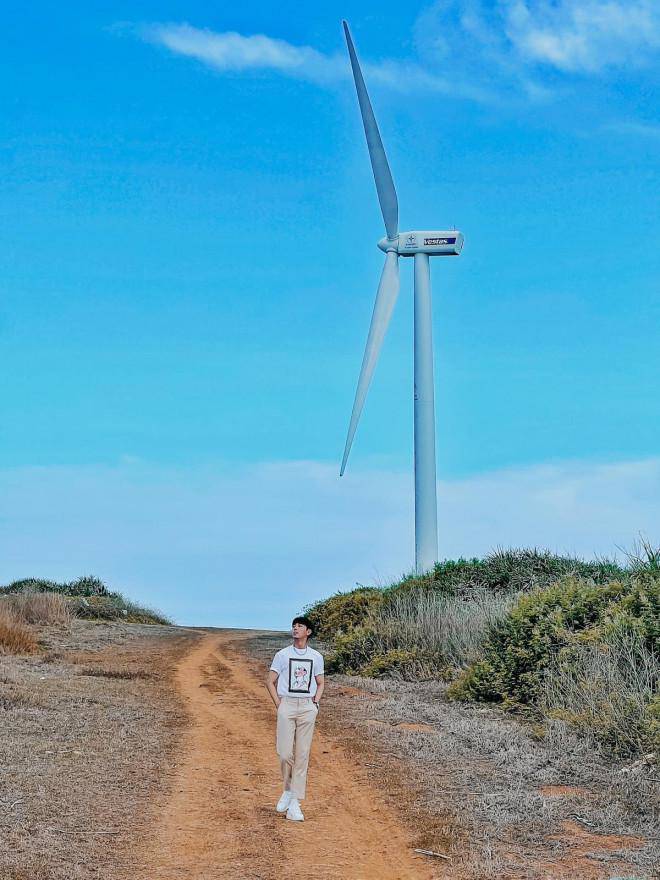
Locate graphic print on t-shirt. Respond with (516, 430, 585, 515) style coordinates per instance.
(288, 657, 313, 693)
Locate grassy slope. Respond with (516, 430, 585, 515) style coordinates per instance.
(0, 575, 171, 625)
(304, 547, 660, 759)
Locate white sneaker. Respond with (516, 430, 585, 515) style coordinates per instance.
(286, 798, 304, 821)
(276, 791, 293, 813)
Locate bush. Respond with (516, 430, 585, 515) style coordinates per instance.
(307, 549, 626, 651)
(362, 649, 425, 679)
(410, 548, 625, 599)
(325, 627, 378, 674)
(325, 630, 450, 681)
(599, 574, 660, 653)
(69, 594, 171, 625)
(447, 576, 660, 709)
(307, 546, 658, 758)
(305, 587, 383, 642)
(644, 694, 660, 752)
(448, 577, 629, 706)
(0, 576, 108, 598)
(66, 576, 109, 597)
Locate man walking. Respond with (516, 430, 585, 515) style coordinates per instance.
(266, 616, 324, 822)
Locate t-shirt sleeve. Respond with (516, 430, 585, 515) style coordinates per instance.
(269, 652, 283, 675)
(315, 654, 325, 677)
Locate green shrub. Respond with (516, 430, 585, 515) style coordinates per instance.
(306, 549, 626, 652)
(305, 588, 383, 642)
(66, 575, 109, 597)
(0, 575, 109, 598)
(307, 547, 658, 758)
(448, 577, 637, 706)
(361, 648, 454, 681)
(325, 627, 378, 674)
(394, 549, 625, 601)
(69, 594, 170, 625)
(644, 695, 660, 752)
(0, 575, 110, 596)
(599, 574, 660, 653)
(362, 649, 423, 678)
(1, 578, 61, 595)
(447, 657, 501, 702)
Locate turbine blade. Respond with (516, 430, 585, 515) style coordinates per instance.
(340, 251, 400, 475)
(342, 20, 399, 241)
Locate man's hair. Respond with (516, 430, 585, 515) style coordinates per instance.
(292, 615, 315, 636)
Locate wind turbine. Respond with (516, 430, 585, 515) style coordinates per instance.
(339, 21, 464, 575)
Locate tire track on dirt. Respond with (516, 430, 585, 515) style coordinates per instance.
(127, 629, 440, 880)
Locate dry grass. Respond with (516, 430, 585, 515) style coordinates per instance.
(79, 666, 155, 680)
(0, 608, 38, 654)
(0, 620, 200, 880)
(0, 591, 71, 656)
(540, 629, 659, 757)
(371, 586, 520, 668)
(0, 590, 72, 626)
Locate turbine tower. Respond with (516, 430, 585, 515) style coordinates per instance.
(339, 21, 464, 574)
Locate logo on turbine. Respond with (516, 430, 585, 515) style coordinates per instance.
(405, 234, 417, 248)
(424, 237, 456, 246)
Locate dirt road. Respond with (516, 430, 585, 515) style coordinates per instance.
(127, 630, 439, 880)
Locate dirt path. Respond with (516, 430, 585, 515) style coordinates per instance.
(128, 630, 439, 880)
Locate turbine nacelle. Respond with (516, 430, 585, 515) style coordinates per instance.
(378, 231, 464, 257)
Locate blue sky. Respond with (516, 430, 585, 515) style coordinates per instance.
(1, 2, 659, 626)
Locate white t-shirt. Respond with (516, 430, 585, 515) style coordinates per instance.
(270, 644, 324, 698)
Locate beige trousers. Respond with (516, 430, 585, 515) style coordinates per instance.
(276, 696, 318, 800)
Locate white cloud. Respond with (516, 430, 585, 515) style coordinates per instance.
(1, 457, 658, 629)
(142, 23, 344, 83)
(419, 0, 660, 76)
(134, 10, 660, 112)
(140, 22, 494, 102)
(504, 0, 660, 73)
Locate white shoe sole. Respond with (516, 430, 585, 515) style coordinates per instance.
(286, 812, 304, 821)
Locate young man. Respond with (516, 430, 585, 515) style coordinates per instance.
(265, 616, 324, 822)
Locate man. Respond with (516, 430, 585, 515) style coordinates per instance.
(265, 616, 324, 822)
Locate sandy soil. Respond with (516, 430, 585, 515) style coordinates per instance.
(122, 629, 440, 880)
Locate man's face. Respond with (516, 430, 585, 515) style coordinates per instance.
(292, 622, 312, 640)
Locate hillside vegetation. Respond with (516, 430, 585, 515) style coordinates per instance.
(0, 575, 170, 656)
(304, 547, 659, 759)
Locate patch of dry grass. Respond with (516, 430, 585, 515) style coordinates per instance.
(540, 629, 659, 757)
(0, 608, 38, 654)
(325, 587, 520, 680)
(1, 590, 72, 626)
(0, 590, 72, 656)
(0, 620, 200, 880)
(371, 586, 520, 667)
(79, 666, 155, 680)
